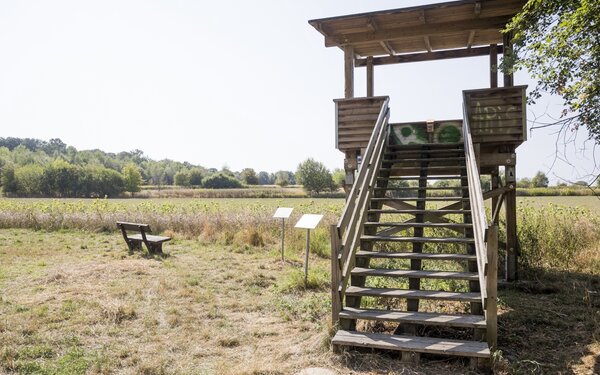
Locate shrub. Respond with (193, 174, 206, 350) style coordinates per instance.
(202, 173, 242, 189)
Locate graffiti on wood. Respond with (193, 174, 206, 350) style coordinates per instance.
(390, 121, 462, 145)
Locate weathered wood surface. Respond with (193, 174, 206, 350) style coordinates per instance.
(309, 0, 526, 57)
(339, 307, 486, 328)
(464, 86, 527, 145)
(346, 286, 481, 302)
(332, 330, 491, 358)
(116, 221, 171, 254)
(335, 96, 388, 151)
(355, 45, 503, 66)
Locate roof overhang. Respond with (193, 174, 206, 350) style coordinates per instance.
(309, 0, 526, 64)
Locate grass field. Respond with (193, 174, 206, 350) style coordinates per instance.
(0, 196, 599, 374)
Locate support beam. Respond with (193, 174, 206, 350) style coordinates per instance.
(367, 17, 395, 55)
(490, 43, 498, 88)
(355, 45, 503, 67)
(505, 165, 517, 281)
(503, 33, 514, 87)
(344, 46, 354, 98)
(423, 36, 433, 52)
(366, 57, 374, 97)
(467, 30, 476, 48)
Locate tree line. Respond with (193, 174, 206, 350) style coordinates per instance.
(0, 137, 345, 197)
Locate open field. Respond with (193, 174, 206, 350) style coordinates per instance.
(0, 196, 599, 374)
(0, 228, 598, 374)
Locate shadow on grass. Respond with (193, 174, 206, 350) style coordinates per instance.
(497, 268, 599, 374)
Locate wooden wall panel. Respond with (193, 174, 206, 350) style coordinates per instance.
(335, 97, 388, 151)
(464, 86, 527, 145)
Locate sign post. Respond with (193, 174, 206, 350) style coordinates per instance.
(273, 207, 293, 261)
(294, 214, 324, 285)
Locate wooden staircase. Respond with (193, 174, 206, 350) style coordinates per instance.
(329, 100, 499, 367)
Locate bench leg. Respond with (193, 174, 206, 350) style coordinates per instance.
(127, 240, 143, 252)
(147, 243, 163, 255)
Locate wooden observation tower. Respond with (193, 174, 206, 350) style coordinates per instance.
(310, 0, 527, 366)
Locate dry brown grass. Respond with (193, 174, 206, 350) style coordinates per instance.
(1, 227, 598, 374)
(0, 229, 462, 375)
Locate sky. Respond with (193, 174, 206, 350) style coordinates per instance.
(0, 0, 597, 183)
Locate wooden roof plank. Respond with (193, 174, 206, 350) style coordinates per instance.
(309, 0, 526, 57)
(324, 16, 511, 47)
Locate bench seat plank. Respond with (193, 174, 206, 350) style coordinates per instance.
(128, 234, 171, 243)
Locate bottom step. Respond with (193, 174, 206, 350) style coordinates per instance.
(332, 330, 490, 358)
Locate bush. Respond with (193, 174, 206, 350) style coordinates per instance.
(203, 173, 243, 189)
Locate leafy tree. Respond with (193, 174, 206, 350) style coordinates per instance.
(331, 168, 345, 189)
(174, 170, 191, 186)
(1, 165, 17, 195)
(274, 171, 291, 187)
(257, 171, 272, 185)
(531, 171, 549, 188)
(295, 158, 335, 195)
(79, 166, 125, 197)
(203, 173, 242, 189)
(240, 168, 259, 185)
(43, 159, 79, 197)
(506, 0, 600, 141)
(122, 163, 143, 196)
(14, 165, 44, 196)
(188, 168, 204, 186)
(517, 177, 532, 188)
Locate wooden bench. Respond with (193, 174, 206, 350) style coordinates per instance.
(116, 221, 171, 254)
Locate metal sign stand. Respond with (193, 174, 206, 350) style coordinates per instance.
(273, 207, 293, 262)
(295, 214, 324, 285)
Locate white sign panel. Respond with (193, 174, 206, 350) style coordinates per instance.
(273, 207, 294, 219)
(295, 214, 324, 229)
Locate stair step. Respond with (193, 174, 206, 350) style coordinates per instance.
(381, 166, 467, 172)
(387, 143, 463, 149)
(371, 197, 468, 202)
(378, 176, 465, 181)
(346, 286, 481, 302)
(364, 222, 472, 229)
(332, 330, 490, 358)
(356, 251, 477, 261)
(351, 267, 479, 281)
(385, 149, 464, 156)
(374, 187, 469, 191)
(339, 307, 486, 328)
(368, 209, 468, 215)
(361, 235, 475, 244)
(383, 157, 466, 163)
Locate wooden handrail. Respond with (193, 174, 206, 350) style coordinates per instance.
(463, 93, 498, 351)
(462, 96, 489, 304)
(330, 98, 390, 323)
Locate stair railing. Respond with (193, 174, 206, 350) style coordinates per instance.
(330, 97, 390, 325)
(462, 96, 498, 350)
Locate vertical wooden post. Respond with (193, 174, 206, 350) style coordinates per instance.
(330, 225, 342, 325)
(490, 44, 498, 88)
(343, 150, 358, 195)
(366, 56, 374, 97)
(486, 225, 499, 351)
(502, 34, 514, 87)
(344, 46, 355, 98)
(505, 165, 518, 280)
(491, 167, 500, 225)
